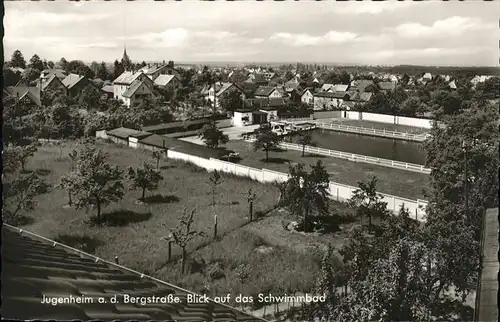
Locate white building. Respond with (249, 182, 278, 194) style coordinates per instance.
(113, 71, 155, 105)
(233, 109, 254, 127)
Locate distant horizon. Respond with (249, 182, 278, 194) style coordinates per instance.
(5, 1, 499, 66)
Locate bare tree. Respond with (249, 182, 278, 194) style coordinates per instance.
(207, 170, 223, 206)
(164, 208, 205, 274)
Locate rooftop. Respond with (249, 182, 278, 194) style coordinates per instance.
(113, 71, 145, 85)
(314, 91, 349, 99)
(106, 127, 153, 140)
(2, 224, 263, 321)
(154, 74, 177, 87)
(122, 79, 147, 98)
(139, 134, 227, 159)
(62, 73, 85, 89)
(142, 119, 212, 132)
(5, 86, 42, 107)
(254, 86, 277, 97)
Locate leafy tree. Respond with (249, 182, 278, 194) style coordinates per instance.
(338, 225, 374, 285)
(252, 125, 283, 162)
(28, 54, 44, 71)
(475, 77, 500, 99)
(5, 143, 38, 173)
(348, 177, 389, 232)
(58, 57, 69, 71)
(10, 50, 26, 68)
(339, 71, 351, 85)
(335, 237, 430, 321)
(113, 60, 124, 79)
(198, 122, 229, 149)
(96, 61, 109, 80)
(423, 101, 498, 301)
(3, 145, 23, 174)
(282, 161, 330, 232)
(72, 146, 125, 224)
(207, 170, 223, 206)
(20, 68, 41, 85)
(3, 67, 22, 87)
(164, 208, 205, 274)
(57, 171, 79, 207)
(3, 173, 49, 224)
(308, 245, 339, 320)
(297, 132, 315, 157)
(78, 84, 102, 110)
(127, 161, 164, 201)
(67, 60, 95, 79)
(47, 61, 55, 69)
(219, 89, 244, 114)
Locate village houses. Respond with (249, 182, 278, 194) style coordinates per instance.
(113, 71, 156, 108)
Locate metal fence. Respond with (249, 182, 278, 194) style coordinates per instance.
(315, 122, 428, 142)
(278, 141, 431, 174)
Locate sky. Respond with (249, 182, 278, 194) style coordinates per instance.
(4, 0, 500, 66)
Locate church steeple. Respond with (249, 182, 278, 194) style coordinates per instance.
(121, 45, 132, 72)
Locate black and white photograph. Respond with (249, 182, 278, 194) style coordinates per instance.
(2, 1, 499, 321)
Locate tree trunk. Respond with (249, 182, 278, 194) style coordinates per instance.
(141, 187, 146, 201)
(303, 205, 310, 232)
(156, 158, 160, 170)
(212, 189, 216, 206)
(265, 149, 269, 162)
(368, 214, 372, 232)
(302, 145, 305, 157)
(68, 191, 72, 206)
(249, 202, 253, 222)
(181, 247, 186, 274)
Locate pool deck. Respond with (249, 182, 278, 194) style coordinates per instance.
(312, 119, 428, 142)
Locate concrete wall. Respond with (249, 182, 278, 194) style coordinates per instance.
(346, 111, 361, 119)
(342, 111, 433, 129)
(313, 111, 342, 119)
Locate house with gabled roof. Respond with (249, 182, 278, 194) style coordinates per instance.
(253, 86, 283, 99)
(470, 75, 494, 86)
(39, 74, 68, 96)
(144, 64, 182, 82)
(349, 79, 375, 93)
(321, 83, 349, 92)
(313, 91, 350, 111)
(245, 74, 268, 86)
(153, 74, 181, 92)
(301, 88, 315, 106)
(39, 68, 67, 83)
(284, 77, 302, 92)
(2, 224, 264, 321)
(113, 71, 155, 105)
(121, 79, 156, 108)
(62, 73, 95, 98)
(5, 86, 42, 108)
(422, 72, 433, 81)
(204, 82, 246, 110)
